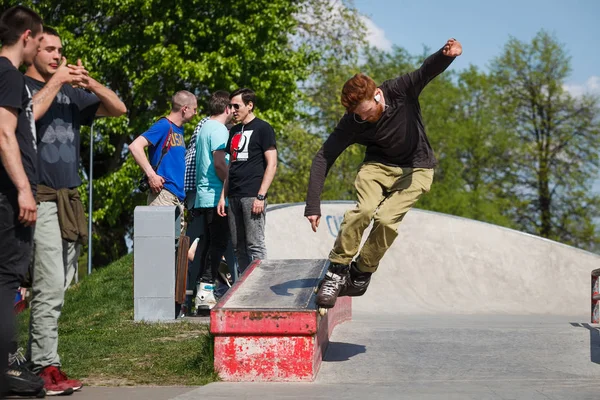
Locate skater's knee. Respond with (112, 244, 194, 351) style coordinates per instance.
(373, 213, 404, 229)
(352, 204, 377, 220)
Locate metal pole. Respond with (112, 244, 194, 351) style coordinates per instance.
(87, 123, 94, 275)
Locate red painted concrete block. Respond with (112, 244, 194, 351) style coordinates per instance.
(211, 259, 352, 382)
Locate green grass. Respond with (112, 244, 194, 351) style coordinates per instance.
(17, 254, 219, 386)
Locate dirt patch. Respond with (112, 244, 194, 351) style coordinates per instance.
(82, 375, 136, 386)
(150, 330, 205, 342)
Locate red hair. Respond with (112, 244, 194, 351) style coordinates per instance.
(341, 73, 377, 112)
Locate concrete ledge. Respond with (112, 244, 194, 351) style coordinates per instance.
(211, 259, 352, 381)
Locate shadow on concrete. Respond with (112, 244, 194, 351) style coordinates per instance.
(270, 278, 318, 297)
(323, 341, 366, 362)
(570, 322, 600, 364)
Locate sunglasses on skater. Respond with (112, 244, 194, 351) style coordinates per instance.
(229, 103, 242, 110)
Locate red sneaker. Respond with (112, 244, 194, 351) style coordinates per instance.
(53, 367, 82, 392)
(39, 366, 74, 396)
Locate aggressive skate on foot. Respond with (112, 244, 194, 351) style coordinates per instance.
(316, 262, 349, 308)
(339, 260, 372, 297)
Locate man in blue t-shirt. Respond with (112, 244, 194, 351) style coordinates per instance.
(193, 91, 234, 310)
(130, 90, 197, 231)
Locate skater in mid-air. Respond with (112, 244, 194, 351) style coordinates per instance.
(305, 38, 463, 309)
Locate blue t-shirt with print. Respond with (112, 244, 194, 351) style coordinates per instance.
(142, 118, 186, 201)
(195, 119, 229, 208)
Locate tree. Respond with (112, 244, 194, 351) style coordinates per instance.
(270, 0, 368, 203)
(491, 30, 600, 249)
(418, 64, 518, 228)
(6, 0, 315, 266)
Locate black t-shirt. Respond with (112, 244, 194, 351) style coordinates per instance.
(226, 117, 276, 198)
(25, 76, 100, 190)
(0, 57, 37, 194)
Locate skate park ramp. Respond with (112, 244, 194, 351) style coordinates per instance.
(265, 201, 599, 316)
(174, 201, 600, 399)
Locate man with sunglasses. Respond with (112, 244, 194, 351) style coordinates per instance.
(130, 90, 197, 231)
(306, 38, 463, 309)
(217, 88, 277, 274)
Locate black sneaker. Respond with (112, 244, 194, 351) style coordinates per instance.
(5, 348, 45, 398)
(316, 263, 349, 308)
(340, 261, 372, 297)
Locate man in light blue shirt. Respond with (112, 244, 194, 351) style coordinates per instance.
(194, 91, 234, 309)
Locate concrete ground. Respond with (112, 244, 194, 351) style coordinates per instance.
(75, 203, 600, 399)
(76, 314, 600, 399)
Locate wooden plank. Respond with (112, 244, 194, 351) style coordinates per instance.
(175, 235, 190, 304)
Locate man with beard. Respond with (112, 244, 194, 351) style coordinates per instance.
(306, 38, 463, 309)
(24, 26, 126, 394)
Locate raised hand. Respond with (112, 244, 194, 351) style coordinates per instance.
(67, 58, 90, 88)
(53, 57, 88, 86)
(443, 38, 462, 57)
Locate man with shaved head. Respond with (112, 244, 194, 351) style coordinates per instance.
(130, 90, 198, 229)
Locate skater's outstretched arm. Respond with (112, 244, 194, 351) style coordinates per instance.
(386, 38, 462, 99)
(305, 114, 356, 227)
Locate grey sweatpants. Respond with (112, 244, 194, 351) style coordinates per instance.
(28, 201, 79, 372)
(227, 197, 267, 274)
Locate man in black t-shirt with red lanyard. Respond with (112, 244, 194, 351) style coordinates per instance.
(0, 5, 46, 398)
(217, 88, 277, 274)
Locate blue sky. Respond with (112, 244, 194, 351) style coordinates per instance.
(352, 0, 599, 96)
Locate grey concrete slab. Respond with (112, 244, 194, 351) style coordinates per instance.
(317, 314, 600, 383)
(134, 206, 179, 321)
(171, 381, 600, 400)
(72, 386, 195, 400)
(223, 259, 327, 310)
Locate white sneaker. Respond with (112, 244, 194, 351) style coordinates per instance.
(196, 282, 217, 310)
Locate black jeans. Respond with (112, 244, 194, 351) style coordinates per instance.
(198, 207, 229, 284)
(0, 191, 33, 393)
(187, 207, 230, 286)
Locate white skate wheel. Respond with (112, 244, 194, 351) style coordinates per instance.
(319, 307, 328, 316)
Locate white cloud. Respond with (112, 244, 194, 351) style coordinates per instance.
(360, 16, 393, 51)
(563, 76, 600, 98)
(295, 1, 393, 52)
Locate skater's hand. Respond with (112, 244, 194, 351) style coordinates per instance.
(443, 38, 462, 57)
(252, 198, 265, 215)
(217, 198, 227, 217)
(306, 215, 320, 232)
